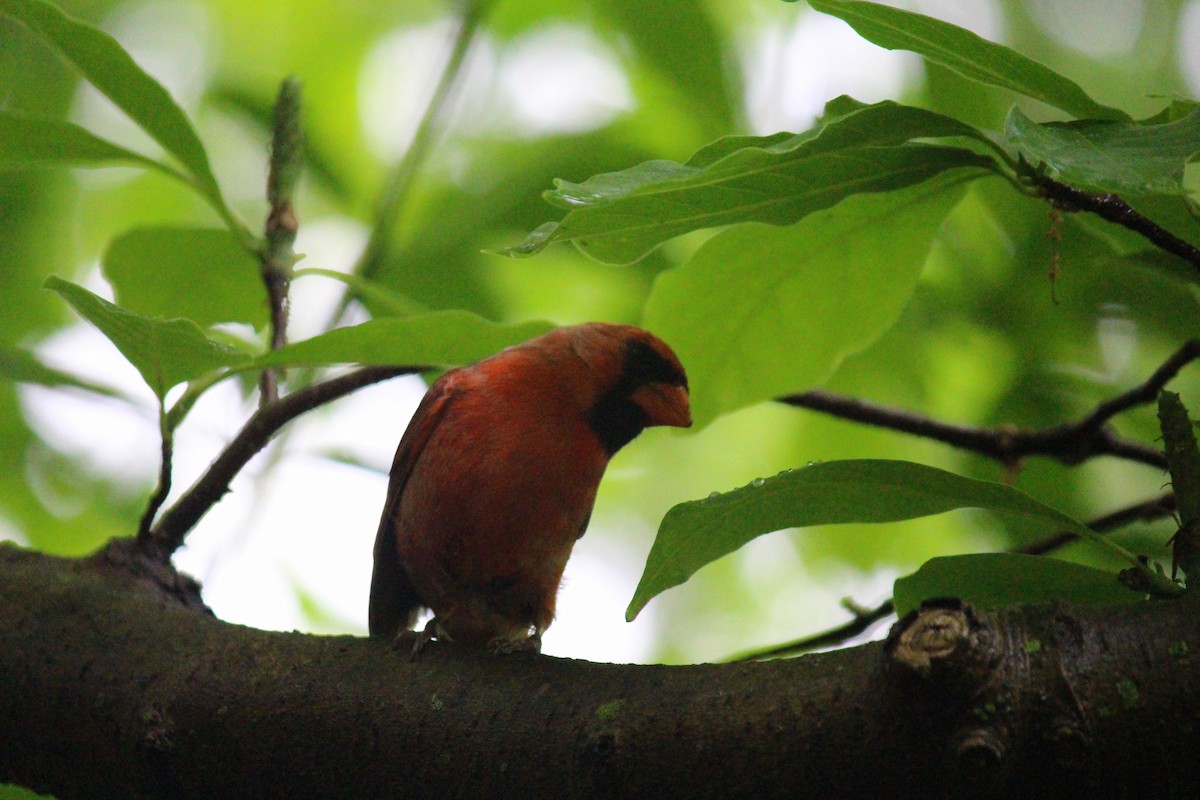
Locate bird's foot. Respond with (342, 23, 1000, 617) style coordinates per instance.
(392, 618, 443, 661)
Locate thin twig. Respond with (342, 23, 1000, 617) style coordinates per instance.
(779, 340, 1200, 471)
(146, 366, 419, 560)
(1038, 177, 1200, 275)
(136, 410, 174, 544)
(1016, 492, 1176, 556)
(779, 390, 1167, 469)
(723, 599, 895, 663)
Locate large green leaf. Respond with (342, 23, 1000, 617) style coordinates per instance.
(44, 277, 251, 399)
(642, 173, 974, 426)
(103, 227, 267, 329)
(506, 100, 999, 264)
(0, 109, 177, 177)
(1006, 107, 1200, 195)
(0, 0, 229, 215)
(628, 459, 1114, 619)
(893, 553, 1141, 617)
(251, 313, 554, 369)
(804, 0, 1129, 121)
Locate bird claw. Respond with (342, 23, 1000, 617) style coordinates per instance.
(392, 618, 442, 661)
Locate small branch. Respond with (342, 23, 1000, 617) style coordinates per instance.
(725, 598, 894, 663)
(146, 366, 418, 559)
(136, 408, 174, 544)
(779, 389, 1167, 469)
(259, 77, 304, 405)
(728, 493, 1177, 662)
(1037, 177, 1200, 274)
(1077, 340, 1200, 432)
(1016, 492, 1177, 556)
(780, 341, 1200, 471)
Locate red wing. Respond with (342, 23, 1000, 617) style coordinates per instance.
(367, 376, 462, 637)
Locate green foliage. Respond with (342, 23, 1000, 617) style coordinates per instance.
(251, 314, 554, 370)
(643, 173, 973, 425)
(0, 109, 171, 174)
(102, 228, 267, 328)
(893, 553, 1143, 616)
(0, 0, 239, 231)
(44, 277, 251, 400)
(1006, 108, 1200, 195)
(505, 100, 1001, 264)
(628, 459, 1142, 620)
(800, 0, 1130, 121)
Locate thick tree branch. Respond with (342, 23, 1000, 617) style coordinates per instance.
(779, 340, 1200, 470)
(2, 545, 1198, 800)
(145, 366, 418, 560)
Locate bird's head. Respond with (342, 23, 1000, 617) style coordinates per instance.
(558, 323, 691, 455)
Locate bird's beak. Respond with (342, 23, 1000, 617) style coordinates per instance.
(632, 382, 692, 429)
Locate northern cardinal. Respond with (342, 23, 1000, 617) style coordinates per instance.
(369, 323, 691, 652)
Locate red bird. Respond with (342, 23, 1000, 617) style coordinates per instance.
(369, 323, 691, 652)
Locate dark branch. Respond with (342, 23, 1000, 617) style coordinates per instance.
(779, 340, 1200, 470)
(725, 598, 895, 663)
(779, 389, 1167, 469)
(258, 79, 304, 405)
(135, 417, 173, 545)
(1037, 177, 1200, 274)
(145, 366, 419, 560)
(1017, 492, 1177, 556)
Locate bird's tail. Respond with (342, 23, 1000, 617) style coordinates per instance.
(368, 532, 423, 637)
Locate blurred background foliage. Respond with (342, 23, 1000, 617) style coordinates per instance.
(1, 0, 1198, 678)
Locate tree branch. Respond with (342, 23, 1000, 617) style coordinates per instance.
(3, 545, 1198, 800)
(1037, 177, 1200, 274)
(779, 340, 1200, 470)
(145, 366, 418, 559)
(259, 77, 304, 405)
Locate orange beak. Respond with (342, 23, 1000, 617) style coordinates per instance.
(632, 382, 692, 429)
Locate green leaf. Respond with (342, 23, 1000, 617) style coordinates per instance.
(1006, 107, 1200, 195)
(804, 0, 1129, 121)
(103, 227, 267, 329)
(892, 553, 1142, 617)
(0, 343, 132, 401)
(44, 277, 251, 399)
(0, 109, 177, 177)
(0, 0, 230, 215)
(643, 172, 973, 426)
(507, 100, 998, 264)
(628, 459, 1116, 620)
(250, 312, 555, 370)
